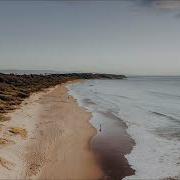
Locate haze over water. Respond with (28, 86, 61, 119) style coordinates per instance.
(0, 0, 180, 75)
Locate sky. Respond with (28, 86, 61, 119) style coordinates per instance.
(0, 0, 180, 75)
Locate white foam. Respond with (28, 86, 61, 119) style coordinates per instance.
(124, 121, 180, 179)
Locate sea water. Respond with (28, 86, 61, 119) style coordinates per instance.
(68, 76, 180, 179)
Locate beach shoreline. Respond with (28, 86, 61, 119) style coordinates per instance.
(0, 81, 103, 179)
(68, 78, 180, 180)
(68, 81, 136, 179)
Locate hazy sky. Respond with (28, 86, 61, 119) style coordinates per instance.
(0, 0, 180, 75)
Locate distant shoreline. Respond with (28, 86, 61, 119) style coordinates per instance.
(0, 72, 126, 120)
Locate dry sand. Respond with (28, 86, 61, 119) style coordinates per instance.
(0, 82, 103, 179)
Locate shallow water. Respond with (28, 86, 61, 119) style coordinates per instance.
(68, 76, 180, 179)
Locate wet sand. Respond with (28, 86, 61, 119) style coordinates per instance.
(91, 111, 135, 179)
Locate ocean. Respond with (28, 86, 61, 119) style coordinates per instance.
(68, 76, 180, 179)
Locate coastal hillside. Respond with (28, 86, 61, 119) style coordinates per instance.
(0, 73, 126, 120)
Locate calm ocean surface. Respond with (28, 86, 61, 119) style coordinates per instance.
(68, 76, 180, 179)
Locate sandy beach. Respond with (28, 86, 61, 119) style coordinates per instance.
(0, 82, 102, 179)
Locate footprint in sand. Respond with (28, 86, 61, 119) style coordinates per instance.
(0, 157, 15, 170)
(0, 124, 5, 131)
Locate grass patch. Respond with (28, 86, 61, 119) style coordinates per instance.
(0, 138, 14, 145)
(0, 114, 10, 122)
(9, 127, 27, 138)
